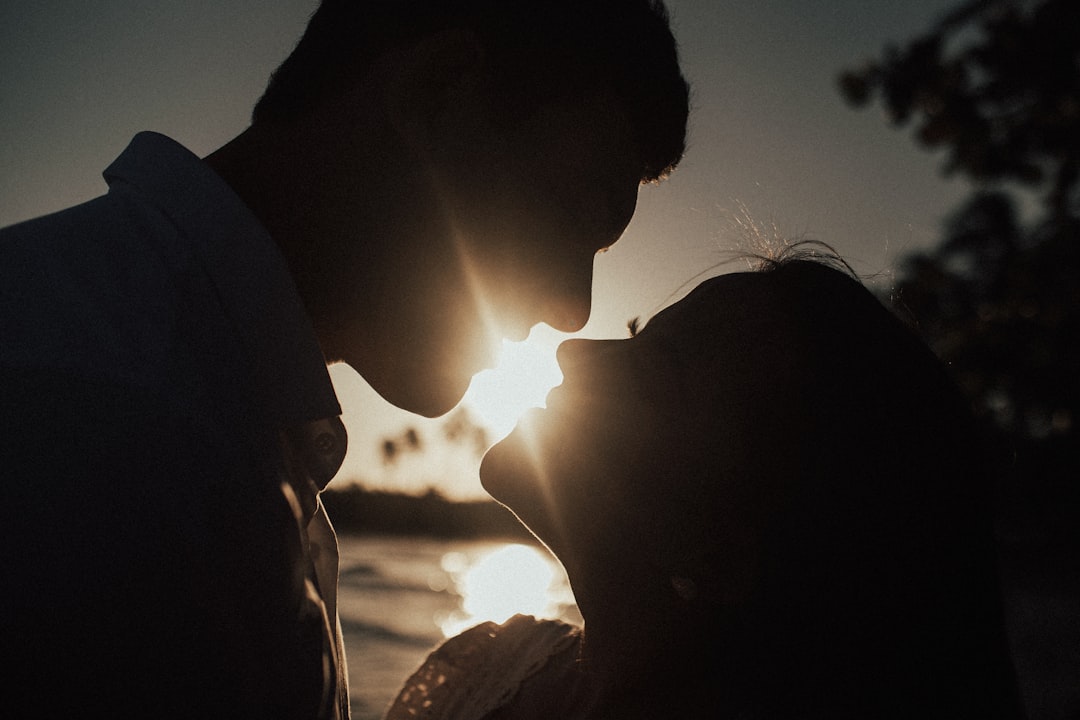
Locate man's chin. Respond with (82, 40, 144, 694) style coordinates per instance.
(375, 371, 470, 419)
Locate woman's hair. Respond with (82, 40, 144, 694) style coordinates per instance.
(251, 0, 690, 181)
(746, 237, 859, 276)
(639, 250, 1022, 717)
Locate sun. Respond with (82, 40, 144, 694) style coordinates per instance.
(462, 325, 565, 442)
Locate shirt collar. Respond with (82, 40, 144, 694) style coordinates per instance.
(103, 131, 342, 427)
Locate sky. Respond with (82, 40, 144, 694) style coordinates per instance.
(1, 0, 971, 499)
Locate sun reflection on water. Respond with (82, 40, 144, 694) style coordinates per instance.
(437, 543, 579, 637)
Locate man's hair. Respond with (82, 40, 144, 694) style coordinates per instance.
(252, 0, 690, 181)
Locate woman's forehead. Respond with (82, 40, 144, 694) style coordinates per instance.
(567, 263, 869, 415)
(643, 271, 777, 334)
(633, 271, 789, 373)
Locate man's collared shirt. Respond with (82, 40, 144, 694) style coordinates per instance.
(1, 131, 350, 718)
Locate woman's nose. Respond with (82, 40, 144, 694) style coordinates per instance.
(556, 337, 625, 379)
(555, 338, 591, 371)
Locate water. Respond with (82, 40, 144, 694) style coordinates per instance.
(336, 535, 582, 720)
(335, 535, 1079, 720)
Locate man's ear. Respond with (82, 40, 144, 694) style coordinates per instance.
(383, 28, 488, 155)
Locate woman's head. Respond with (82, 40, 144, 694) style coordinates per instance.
(480, 253, 1019, 715)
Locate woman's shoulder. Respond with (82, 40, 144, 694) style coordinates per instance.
(384, 614, 583, 720)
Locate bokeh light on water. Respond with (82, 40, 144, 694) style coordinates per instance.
(437, 543, 579, 637)
(337, 537, 582, 719)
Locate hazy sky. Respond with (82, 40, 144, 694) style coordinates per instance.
(1, 1, 970, 498)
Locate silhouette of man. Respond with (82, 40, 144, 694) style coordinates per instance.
(0, 1, 688, 718)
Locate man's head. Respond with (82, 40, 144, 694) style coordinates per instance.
(241, 0, 690, 416)
(254, 0, 688, 182)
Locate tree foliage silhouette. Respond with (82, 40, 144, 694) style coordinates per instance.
(839, 0, 1079, 222)
(839, 0, 1079, 542)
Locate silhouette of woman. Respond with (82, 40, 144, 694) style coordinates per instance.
(386, 247, 1022, 720)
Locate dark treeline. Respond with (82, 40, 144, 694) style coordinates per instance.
(840, 0, 1079, 563)
(322, 484, 535, 541)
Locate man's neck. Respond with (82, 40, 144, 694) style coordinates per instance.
(203, 125, 309, 247)
(199, 115, 450, 375)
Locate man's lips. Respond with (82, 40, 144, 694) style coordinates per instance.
(473, 324, 534, 373)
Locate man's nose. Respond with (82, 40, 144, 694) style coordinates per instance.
(545, 298, 591, 333)
(544, 184, 636, 333)
(541, 262, 594, 333)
